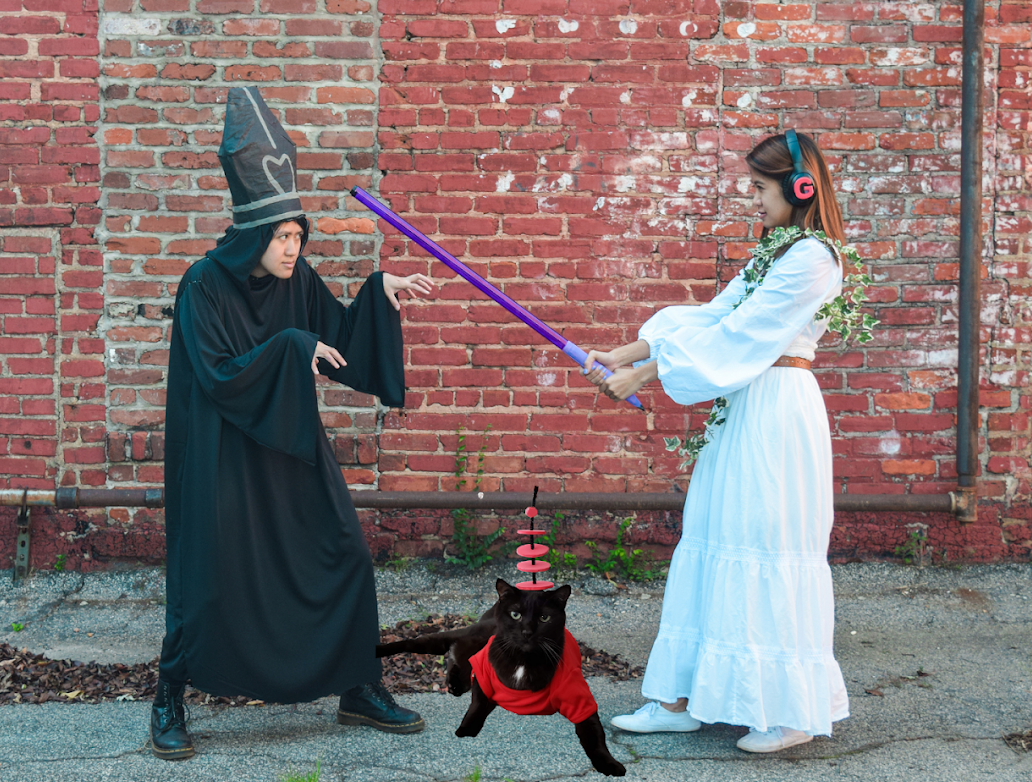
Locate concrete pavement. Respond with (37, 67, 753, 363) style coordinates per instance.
(1, 561, 1030, 781)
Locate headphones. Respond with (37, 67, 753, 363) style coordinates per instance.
(782, 129, 816, 207)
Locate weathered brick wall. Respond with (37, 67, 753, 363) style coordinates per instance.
(0, 2, 104, 489)
(1, 0, 1030, 568)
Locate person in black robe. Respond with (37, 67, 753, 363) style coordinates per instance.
(151, 87, 434, 761)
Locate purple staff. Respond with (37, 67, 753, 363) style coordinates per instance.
(351, 186, 644, 410)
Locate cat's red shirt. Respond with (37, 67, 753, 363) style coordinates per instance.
(469, 628, 598, 724)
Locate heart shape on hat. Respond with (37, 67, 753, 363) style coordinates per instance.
(262, 153, 296, 196)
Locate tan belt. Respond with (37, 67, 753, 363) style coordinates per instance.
(772, 356, 812, 370)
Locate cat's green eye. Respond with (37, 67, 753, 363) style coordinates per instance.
(539, 615, 550, 622)
(510, 610, 521, 620)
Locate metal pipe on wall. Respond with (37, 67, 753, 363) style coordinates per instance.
(955, 0, 985, 523)
(0, 488, 959, 514)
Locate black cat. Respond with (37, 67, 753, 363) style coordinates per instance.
(376, 579, 626, 777)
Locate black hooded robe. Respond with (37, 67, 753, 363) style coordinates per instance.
(159, 226, 402, 703)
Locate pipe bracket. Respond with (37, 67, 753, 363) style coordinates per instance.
(13, 491, 30, 584)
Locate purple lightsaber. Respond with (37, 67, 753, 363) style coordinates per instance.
(351, 186, 644, 410)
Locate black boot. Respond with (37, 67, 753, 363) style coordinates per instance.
(150, 679, 195, 760)
(337, 681, 426, 734)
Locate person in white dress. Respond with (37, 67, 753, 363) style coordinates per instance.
(583, 131, 850, 753)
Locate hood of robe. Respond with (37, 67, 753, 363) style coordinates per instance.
(205, 215, 310, 285)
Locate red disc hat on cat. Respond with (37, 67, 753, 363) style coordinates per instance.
(516, 486, 553, 591)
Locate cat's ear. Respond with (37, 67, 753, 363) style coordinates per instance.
(496, 578, 516, 599)
(549, 584, 572, 608)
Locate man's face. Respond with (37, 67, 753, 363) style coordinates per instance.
(254, 221, 304, 279)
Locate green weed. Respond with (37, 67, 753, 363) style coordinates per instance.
(53, 554, 66, 572)
(585, 518, 666, 582)
(383, 554, 414, 572)
(11, 622, 24, 632)
(447, 425, 505, 570)
(540, 511, 578, 581)
(895, 523, 929, 567)
(278, 760, 320, 782)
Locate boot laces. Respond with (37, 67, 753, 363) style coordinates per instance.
(369, 680, 399, 709)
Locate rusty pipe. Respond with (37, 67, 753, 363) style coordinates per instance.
(0, 488, 960, 514)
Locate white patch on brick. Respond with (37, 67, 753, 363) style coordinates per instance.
(540, 108, 561, 124)
(679, 21, 695, 36)
(613, 176, 636, 193)
(496, 172, 515, 192)
(537, 372, 558, 386)
(678, 177, 704, 193)
(490, 60, 502, 69)
(736, 93, 752, 108)
(619, 19, 638, 35)
(532, 173, 572, 193)
(681, 90, 697, 107)
(496, 20, 517, 33)
(557, 20, 579, 34)
(492, 85, 514, 103)
(737, 22, 757, 38)
(879, 433, 902, 455)
(619, 91, 631, 104)
(102, 17, 161, 35)
(593, 197, 605, 211)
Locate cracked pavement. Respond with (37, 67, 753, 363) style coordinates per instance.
(1, 561, 1031, 781)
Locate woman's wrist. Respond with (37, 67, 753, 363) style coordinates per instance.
(635, 359, 658, 386)
(612, 339, 650, 367)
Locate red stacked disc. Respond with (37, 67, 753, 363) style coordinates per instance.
(515, 502, 553, 591)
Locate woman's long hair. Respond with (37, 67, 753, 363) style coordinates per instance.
(745, 131, 845, 256)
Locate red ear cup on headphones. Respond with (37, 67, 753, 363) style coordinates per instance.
(781, 129, 816, 207)
(782, 171, 815, 207)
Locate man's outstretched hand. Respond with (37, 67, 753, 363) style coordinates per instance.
(312, 341, 346, 375)
(383, 272, 435, 311)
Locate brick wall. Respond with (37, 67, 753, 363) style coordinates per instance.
(1, 0, 1030, 568)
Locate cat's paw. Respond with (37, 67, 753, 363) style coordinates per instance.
(594, 758, 626, 777)
(446, 677, 471, 697)
(454, 725, 479, 738)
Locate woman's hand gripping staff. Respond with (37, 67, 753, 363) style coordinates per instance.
(583, 340, 658, 404)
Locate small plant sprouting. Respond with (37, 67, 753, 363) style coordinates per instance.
(895, 523, 929, 567)
(584, 518, 666, 582)
(448, 425, 504, 570)
(53, 554, 66, 572)
(11, 622, 24, 632)
(541, 511, 578, 581)
(463, 766, 483, 782)
(383, 553, 414, 572)
(279, 760, 321, 782)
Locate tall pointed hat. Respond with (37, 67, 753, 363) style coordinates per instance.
(218, 86, 303, 230)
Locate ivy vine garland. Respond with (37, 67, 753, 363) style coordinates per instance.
(665, 227, 878, 470)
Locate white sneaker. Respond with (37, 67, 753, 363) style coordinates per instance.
(610, 702, 702, 733)
(736, 726, 813, 753)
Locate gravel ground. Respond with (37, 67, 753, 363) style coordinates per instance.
(1, 560, 1030, 781)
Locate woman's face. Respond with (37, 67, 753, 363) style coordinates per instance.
(254, 221, 304, 279)
(750, 170, 794, 231)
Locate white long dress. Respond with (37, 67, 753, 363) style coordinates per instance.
(638, 237, 850, 736)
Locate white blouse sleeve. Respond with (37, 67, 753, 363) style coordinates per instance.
(637, 270, 748, 361)
(655, 238, 840, 406)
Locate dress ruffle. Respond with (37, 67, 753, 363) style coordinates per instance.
(640, 362, 849, 736)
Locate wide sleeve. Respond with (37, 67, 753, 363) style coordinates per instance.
(177, 279, 321, 465)
(655, 238, 840, 406)
(306, 267, 406, 408)
(637, 270, 748, 361)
